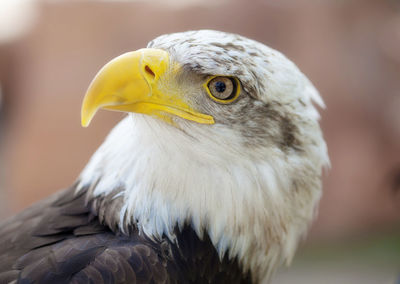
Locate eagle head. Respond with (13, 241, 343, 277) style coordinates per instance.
(78, 30, 329, 282)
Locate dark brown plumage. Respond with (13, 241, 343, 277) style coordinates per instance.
(0, 186, 251, 284)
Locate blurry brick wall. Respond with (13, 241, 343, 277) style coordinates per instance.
(0, 0, 399, 241)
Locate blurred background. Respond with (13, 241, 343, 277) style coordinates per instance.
(0, 0, 399, 283)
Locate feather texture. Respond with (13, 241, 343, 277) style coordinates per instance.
(0, 186, 251, 284)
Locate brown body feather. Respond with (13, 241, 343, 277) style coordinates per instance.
(0, 185, 251, 284)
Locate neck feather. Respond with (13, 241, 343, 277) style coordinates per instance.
(78, 115, 326, 282)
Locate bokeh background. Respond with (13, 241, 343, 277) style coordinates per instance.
(0, 0, 399, 283)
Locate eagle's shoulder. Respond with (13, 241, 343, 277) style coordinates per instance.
(0, 186, 170, 283)
(0, 186, 251, 284)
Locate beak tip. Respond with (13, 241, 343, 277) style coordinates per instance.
(81, 108, 94, 128)
(81, 117, 90, 128)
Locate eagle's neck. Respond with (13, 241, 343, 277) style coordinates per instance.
(78, 115, 323, 282)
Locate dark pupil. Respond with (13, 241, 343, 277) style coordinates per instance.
(214, 81, 226, 93)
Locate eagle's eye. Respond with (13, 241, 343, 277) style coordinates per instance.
(205, 76, 240, 103)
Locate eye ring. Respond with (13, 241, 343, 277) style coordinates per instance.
(204, 76, 240, 103)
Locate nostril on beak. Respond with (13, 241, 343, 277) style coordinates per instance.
(144, 65, 156, 79)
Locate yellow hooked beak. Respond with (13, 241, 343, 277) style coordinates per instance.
(81, 48, 214, 127)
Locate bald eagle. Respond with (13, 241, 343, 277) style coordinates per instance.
(0, 30, 328, 283)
